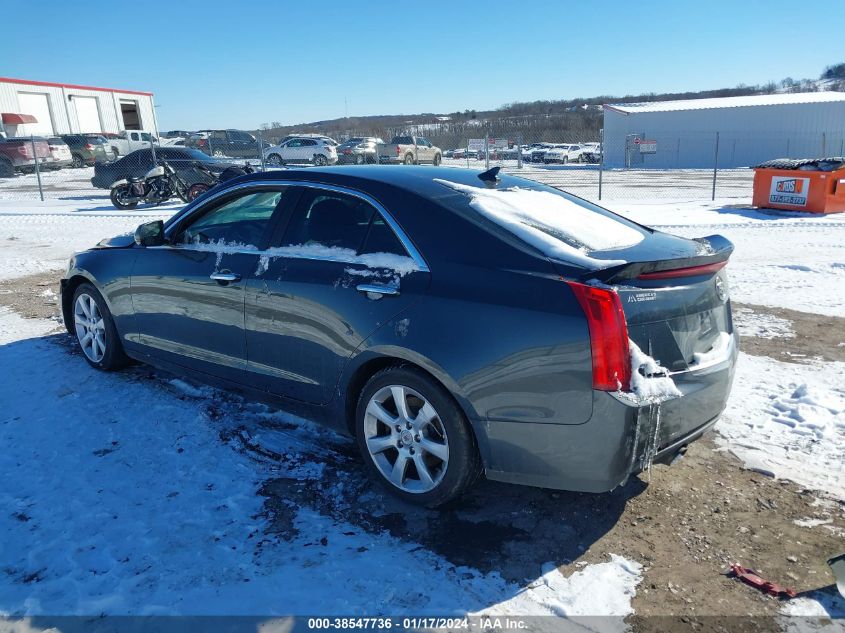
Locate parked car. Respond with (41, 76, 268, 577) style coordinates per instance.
(61, 134, 116, 167)
(61, 166, 737, 507)
(109, 130, 159, 158)
(529, 144, 555, 163)
(580, 142, 602, 163)
(277, 133, 337, 147)
(45, 137, 73, 170)
(164, 130, 191, 139)
(90, 147, 234, 189)
(336, 137, 384, 165)
(0, 136, 50, 177)
(186, 129, 266, 158)
(379, 136, 442, 165)
(263, 136, 338, 166)
(544, 144, 583, 164)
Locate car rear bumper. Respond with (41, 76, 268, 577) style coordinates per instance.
(477, 334, 737, 492)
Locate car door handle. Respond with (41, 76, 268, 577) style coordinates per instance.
(210, 271, 241, 284)
(356, 283, 399, 298)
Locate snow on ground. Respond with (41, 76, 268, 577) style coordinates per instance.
(715, 353, 845, 499)
(0, 310, 642, 617)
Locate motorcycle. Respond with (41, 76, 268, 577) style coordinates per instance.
(110, 159, 191, 210)
(186, 161, 256, 202)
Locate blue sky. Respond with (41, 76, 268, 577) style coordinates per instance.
(2, 0, 842, 130)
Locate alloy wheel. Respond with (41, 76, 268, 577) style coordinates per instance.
(74, 293, 106, 363)
(363, 385, 449, 493)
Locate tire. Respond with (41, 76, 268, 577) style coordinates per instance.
(404, 153, 414, 165)
(313, 154, 327, 166)
(267, 153, 282, 167)
(71, 283, 130, 371)
(71, 153, 85, 169)
(112, 149, 120, 159)
(187, 183, 211, 201)
(213, 150, 225, 158)
(562, 156, 568, 164)
(355, 153, 365, 165)
(433, 153, 441, 166)
(355, 366, 480, 507)
(0, 158, 13, 178)
(110, 185, 138, 210)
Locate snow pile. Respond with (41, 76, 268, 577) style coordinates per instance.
(478, 555, 642, 621)
(627, 340, 682, 403)
(716, 353, 845, 498)
(732, 307, 795, 339)
(434, 179, 642, 267)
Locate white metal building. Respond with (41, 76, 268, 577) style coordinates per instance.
(0, 77, 157, 138)
(602, 92, 845, 168)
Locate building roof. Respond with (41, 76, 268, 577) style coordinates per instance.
(604, 91, 845, 115)
(0, 77, 152, 97)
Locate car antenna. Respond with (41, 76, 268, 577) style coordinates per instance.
(478, 166, 500, 188)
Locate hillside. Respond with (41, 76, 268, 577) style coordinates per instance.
(256, 64, 845, 150)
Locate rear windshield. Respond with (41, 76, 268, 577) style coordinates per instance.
(84, 135, 107, 144)
(392, 136, 413, 144)
(434, 178, 647, 266)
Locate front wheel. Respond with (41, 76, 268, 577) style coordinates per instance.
(187, 183, 210, 201)
(433, 153, 441, 166)
(72, 283, 130, 371)
(71, 153, 85, 169)
(355, 153, 365, 165)
(355, 367, 480, 507)
(267, 153, 282, 167)
(110, 185, 138, 210)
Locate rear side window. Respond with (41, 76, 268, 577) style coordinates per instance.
(280, 190, 373, 251)
(360, 216, 407, 257)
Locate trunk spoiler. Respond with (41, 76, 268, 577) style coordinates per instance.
(580, 234, 734, 284)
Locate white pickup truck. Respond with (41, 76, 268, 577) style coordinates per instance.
(109, 130, 158, 158)
(378, 135, 442, 165)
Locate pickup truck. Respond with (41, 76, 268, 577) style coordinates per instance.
(378, 135, 442, 165)
(0, 136, 51, 178)
(109, 130, 158, 158)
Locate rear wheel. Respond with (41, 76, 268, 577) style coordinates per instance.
(110, 185, 138, 210)
(213, 149, 225, 157)
(187, 183, 211, 201)
(313, 154, 327, 166)
(355, 153, 365, 165)
(355, 367, 480, 507)
(433, 153, 441, 166)
(72, 283, 129, 371)
(71, 153, 85, 169)
(404, 153, 414, 165)
(267, 153, 282, 167)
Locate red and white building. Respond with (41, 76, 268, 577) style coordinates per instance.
(0, 77, 157, 137)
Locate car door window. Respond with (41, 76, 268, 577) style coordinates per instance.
(359, 215, 408, 257)
(177, 190, 287, 248)
(280, 189, 373, 251)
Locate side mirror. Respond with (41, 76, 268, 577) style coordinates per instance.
(134, 220, 165, 247)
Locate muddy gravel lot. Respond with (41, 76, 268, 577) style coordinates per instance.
(2, 270, 843, 623)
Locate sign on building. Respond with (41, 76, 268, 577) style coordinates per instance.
(637, 138, 657, 154)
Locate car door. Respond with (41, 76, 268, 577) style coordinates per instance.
(244, 184, 431, 407)
(129, 186, 292, 383)
(282, 139, 301, 162)
(417, 138, 432, 162)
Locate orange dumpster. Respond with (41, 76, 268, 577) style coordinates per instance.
(752, 158, 845, 214)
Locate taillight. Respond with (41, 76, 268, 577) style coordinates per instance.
(637, 260, 727, 280)
(199, 139, 207, 147)
(84, 143, 94, 150)
(16, 145, 33, 158)
(566, 280, 631, 391)
(396, 146, 401, 154)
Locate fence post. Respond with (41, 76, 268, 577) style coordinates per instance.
(711, 132, 720, 202)
(484, 135, 490, 170)
(150, 139, 157, 165)
(257, 129, 266, 171)
(598, 128, 604, 201)
(517, 133, 523, 169)
(821, 132, 826, 157)
(31, 135, 44, 201)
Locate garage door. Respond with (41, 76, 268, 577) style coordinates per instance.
(16, 92, 54, 135)
(74, 96, 102, 133)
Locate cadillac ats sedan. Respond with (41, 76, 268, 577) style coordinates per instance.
(61, 166, 737, 507)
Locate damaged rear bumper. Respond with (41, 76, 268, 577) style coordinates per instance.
(478, 337, 737, 493)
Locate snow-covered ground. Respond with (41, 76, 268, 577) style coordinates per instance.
(0, 172, 843, 622)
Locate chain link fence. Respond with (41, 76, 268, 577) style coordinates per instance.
(2, 125, 842, 205)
